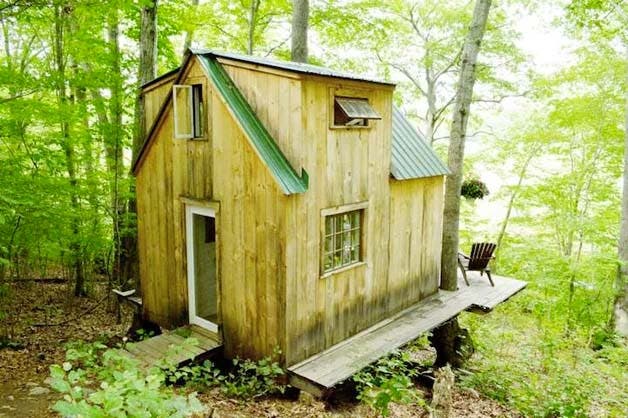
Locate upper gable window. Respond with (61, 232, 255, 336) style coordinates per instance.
(333, 96, 381, 127)
(173, 84, 204, 139)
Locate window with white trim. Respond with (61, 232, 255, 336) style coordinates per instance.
(322, 210, 362, 273)
(173, 84, 204, 139)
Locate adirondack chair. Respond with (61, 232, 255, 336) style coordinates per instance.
(458, 242, 496, 287)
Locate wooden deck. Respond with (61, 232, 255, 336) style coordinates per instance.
(123, 325, 223, 366)
(287, 273, 526, 396)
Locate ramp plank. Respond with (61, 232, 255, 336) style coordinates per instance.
(288, 273, 526, 395)
(123, 326, 222, 367)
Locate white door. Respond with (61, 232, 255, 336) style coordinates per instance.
(186, 205, 218, 332)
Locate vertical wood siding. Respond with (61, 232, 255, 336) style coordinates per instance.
(142, 76, 176, 136)
(136, 56, 445, 366)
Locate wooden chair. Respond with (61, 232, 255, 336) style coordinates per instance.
(458, 242, 496, 287)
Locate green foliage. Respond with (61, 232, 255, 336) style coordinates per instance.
(48, 341, 206, 418)
(461, 178, 490, 200)
(135, 328, 156, 341)
(457, 242, 628, 417)
(49, 339, 290, 418)
(162, 343, 286, 398)
(156, 338, 221, 387)
(173, 327, 192, 338)
(158, 339, 286, 398)
(219, 350, 287, 398)
(353, 351, 424, 416)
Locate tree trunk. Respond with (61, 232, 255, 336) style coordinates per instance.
(441, 0, 491, 291)
(247, 0, 260, 55)
(429, 319, 474, 368)
(107, 9, 126, 289)
(134, 0, 158, 154)
(53, 4, 86, 297)
(613, 44, 628, 337)
(434, 0, 491, 368)
(290, 0, 308, 63)
(183, 0, 199, 52)
(493, 148, 538, 269)
(125, 0, 159, 294)
(426, 77, 437, 145)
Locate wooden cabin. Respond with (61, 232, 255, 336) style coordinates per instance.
(132, 49, 456, 390)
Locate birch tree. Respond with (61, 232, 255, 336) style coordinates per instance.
(440, 0, 492, 290)
(291, 0, 308, 62)
(432, 0, 492, 368)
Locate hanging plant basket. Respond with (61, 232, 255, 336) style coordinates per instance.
(461, 178, 489, 200)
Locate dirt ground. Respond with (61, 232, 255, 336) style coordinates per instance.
(0, 281, 520, 417)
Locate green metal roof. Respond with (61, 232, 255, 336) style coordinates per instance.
(391, 107, 449, 180)
(193, 49, 395, 86)
(198, 55, 308, 195)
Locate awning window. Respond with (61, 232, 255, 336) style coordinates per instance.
(335, 97, 381, 120)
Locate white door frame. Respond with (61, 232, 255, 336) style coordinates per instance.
(185, 204, 219, 333)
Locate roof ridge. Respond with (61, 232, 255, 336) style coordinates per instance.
(190, 48, 395, 87)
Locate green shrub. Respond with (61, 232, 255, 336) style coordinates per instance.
(135, 328, 156, 341)
(156, 338, 222, 388)
(219, 351, 286, 398)
(49, 341, 206, 418)
(460, 281, 628, 417)
(353, 351, 424, 416)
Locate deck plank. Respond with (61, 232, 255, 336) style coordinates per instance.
(123, 326, 223, 367)
(288, 273, 526, 394)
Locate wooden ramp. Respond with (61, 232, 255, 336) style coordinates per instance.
(288, 273, 526, 396)
(124, 325, 223, 366)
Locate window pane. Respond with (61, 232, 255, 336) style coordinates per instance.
(342, 242, 352, 264)
(192, 84, 204, 138)
(323, 254, 333, 271)
(324, 235, 332, 253)
(325, 216, 333, 234)
(335, 216, 343, 234)
(335, 97, 381, 120)
(345, 214, 353, 231)
(351, 229, 359, 246)
(342, 231, 351, 247)
(351, 212, 359, 228)
(173, 85, 193, 139)
(351, 245, 359, 262)
(333, 250, 342, 267)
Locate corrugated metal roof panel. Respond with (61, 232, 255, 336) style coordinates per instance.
(191, 49, 395, 87)
(198, 55, 308, 195)
(391, 107, 449, 180)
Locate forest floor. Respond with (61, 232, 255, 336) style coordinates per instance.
(0, 281, 520, 417)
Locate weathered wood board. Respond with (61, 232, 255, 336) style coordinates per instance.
(123, 325, 222, 367)
(287, 273, 526, 395)
(136, 54, 449, 367)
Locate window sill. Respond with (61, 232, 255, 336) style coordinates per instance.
(329, 125, 371, 130)
(173, 136, 208, 141)
(320, 261, 366, 279)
